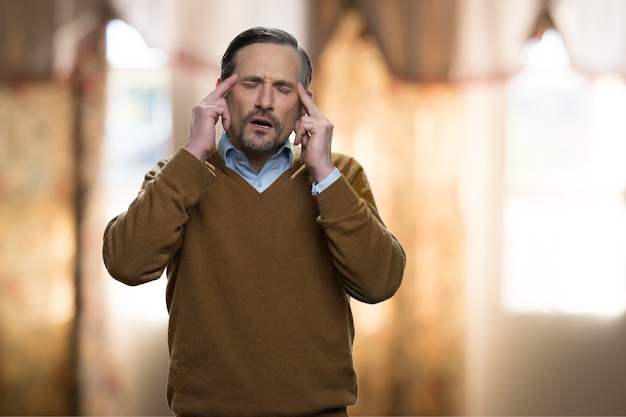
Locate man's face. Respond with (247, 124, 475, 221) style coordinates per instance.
(223, 43, 303, 155)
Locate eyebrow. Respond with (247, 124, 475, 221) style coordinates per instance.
(240, 75, 296, 90)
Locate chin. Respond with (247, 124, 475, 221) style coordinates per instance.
(242, 138, 277, 154)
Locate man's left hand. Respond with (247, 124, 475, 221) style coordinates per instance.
(294, 83, 335, 183)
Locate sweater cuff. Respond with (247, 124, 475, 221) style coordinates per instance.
(311, 167, 340, 195)
(314, 174, 363, 217)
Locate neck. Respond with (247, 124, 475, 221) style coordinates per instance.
(229, 135, 288, 174)
(246, 151, 274, 173)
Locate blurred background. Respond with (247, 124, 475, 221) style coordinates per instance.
(1, 0, 626, 415)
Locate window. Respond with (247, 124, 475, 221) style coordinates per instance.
(503, 30, 626, 316)
(103, 19, 171, 321)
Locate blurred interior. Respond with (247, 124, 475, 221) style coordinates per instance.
(1, 0, 626, 415)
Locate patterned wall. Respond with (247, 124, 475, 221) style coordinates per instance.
(0, 16, 110, 415)
(0, 82, 76, 415)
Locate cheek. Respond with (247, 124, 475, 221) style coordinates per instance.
(226, 98, 245, 124)
(282, 100, 303, 127)
(280, 112, 299, 133)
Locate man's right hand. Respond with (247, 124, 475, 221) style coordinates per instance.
(184, 74, 239, 162)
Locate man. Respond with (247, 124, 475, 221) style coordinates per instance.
(103, 27, 405, 417)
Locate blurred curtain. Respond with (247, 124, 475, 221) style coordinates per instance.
(311, 11, 465, 415)
(551, 0, 626, 75)
(308, 0, 626, 83)
(308, 0, 458, 82)
(0, 76, 77, 417)
(106, 0, 626, 415)
(109, 0, 626, 81)
(3, 0, 626, 415)
(305, 3, 626, 415)
(0, 0, 112, 415)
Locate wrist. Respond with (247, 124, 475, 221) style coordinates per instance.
(311, 163, 335, 184)
(311, 167, 340, 195)
(183, 142, 213, 162)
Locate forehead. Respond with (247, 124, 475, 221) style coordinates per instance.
(233, 43, 302, 83)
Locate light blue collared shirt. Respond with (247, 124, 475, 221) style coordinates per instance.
(217, 132, 340, 194)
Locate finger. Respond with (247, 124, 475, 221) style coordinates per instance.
(293, 120, 307, 146)
(297, 83, 323, 118)
(295, 133, 308, 148)
(214, 74, 239, 98)
(221, 105, 232, 131)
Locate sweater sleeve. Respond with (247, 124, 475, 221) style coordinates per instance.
(102, 147, 215, 286)
(314, 157, 406, 304)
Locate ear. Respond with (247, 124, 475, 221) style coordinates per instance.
(216, 78, 222, 87)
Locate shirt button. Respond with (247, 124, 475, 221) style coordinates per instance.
(256, 180, 262, 188)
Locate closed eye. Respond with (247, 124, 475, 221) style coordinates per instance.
(241, 81, 261, 89)
(275, 85, 295, 94)
(239, 78, 295, 94)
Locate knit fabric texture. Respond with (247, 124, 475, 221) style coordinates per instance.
(103, 147, 405, 417)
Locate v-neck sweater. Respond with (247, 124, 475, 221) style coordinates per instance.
(103, 147, 405, 417)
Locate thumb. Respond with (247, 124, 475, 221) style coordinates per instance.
(293, 119, 307, 146)
(221, 107, 232, 131)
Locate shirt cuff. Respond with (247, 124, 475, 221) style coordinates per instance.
(311, 167, 340, 195)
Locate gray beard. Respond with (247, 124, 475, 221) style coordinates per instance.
(240, 132, 286, 154)
(234, 110, 288, 154)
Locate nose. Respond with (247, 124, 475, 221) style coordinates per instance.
(255, 81, 274, 110)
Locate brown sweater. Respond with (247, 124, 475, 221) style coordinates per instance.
(103, 147, 405, 417)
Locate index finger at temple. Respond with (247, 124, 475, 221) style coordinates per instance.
(297, 83, 322, 117)
(215, 74, 239, 97)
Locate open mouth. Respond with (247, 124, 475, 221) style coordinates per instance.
(249, 117, 274, 129)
